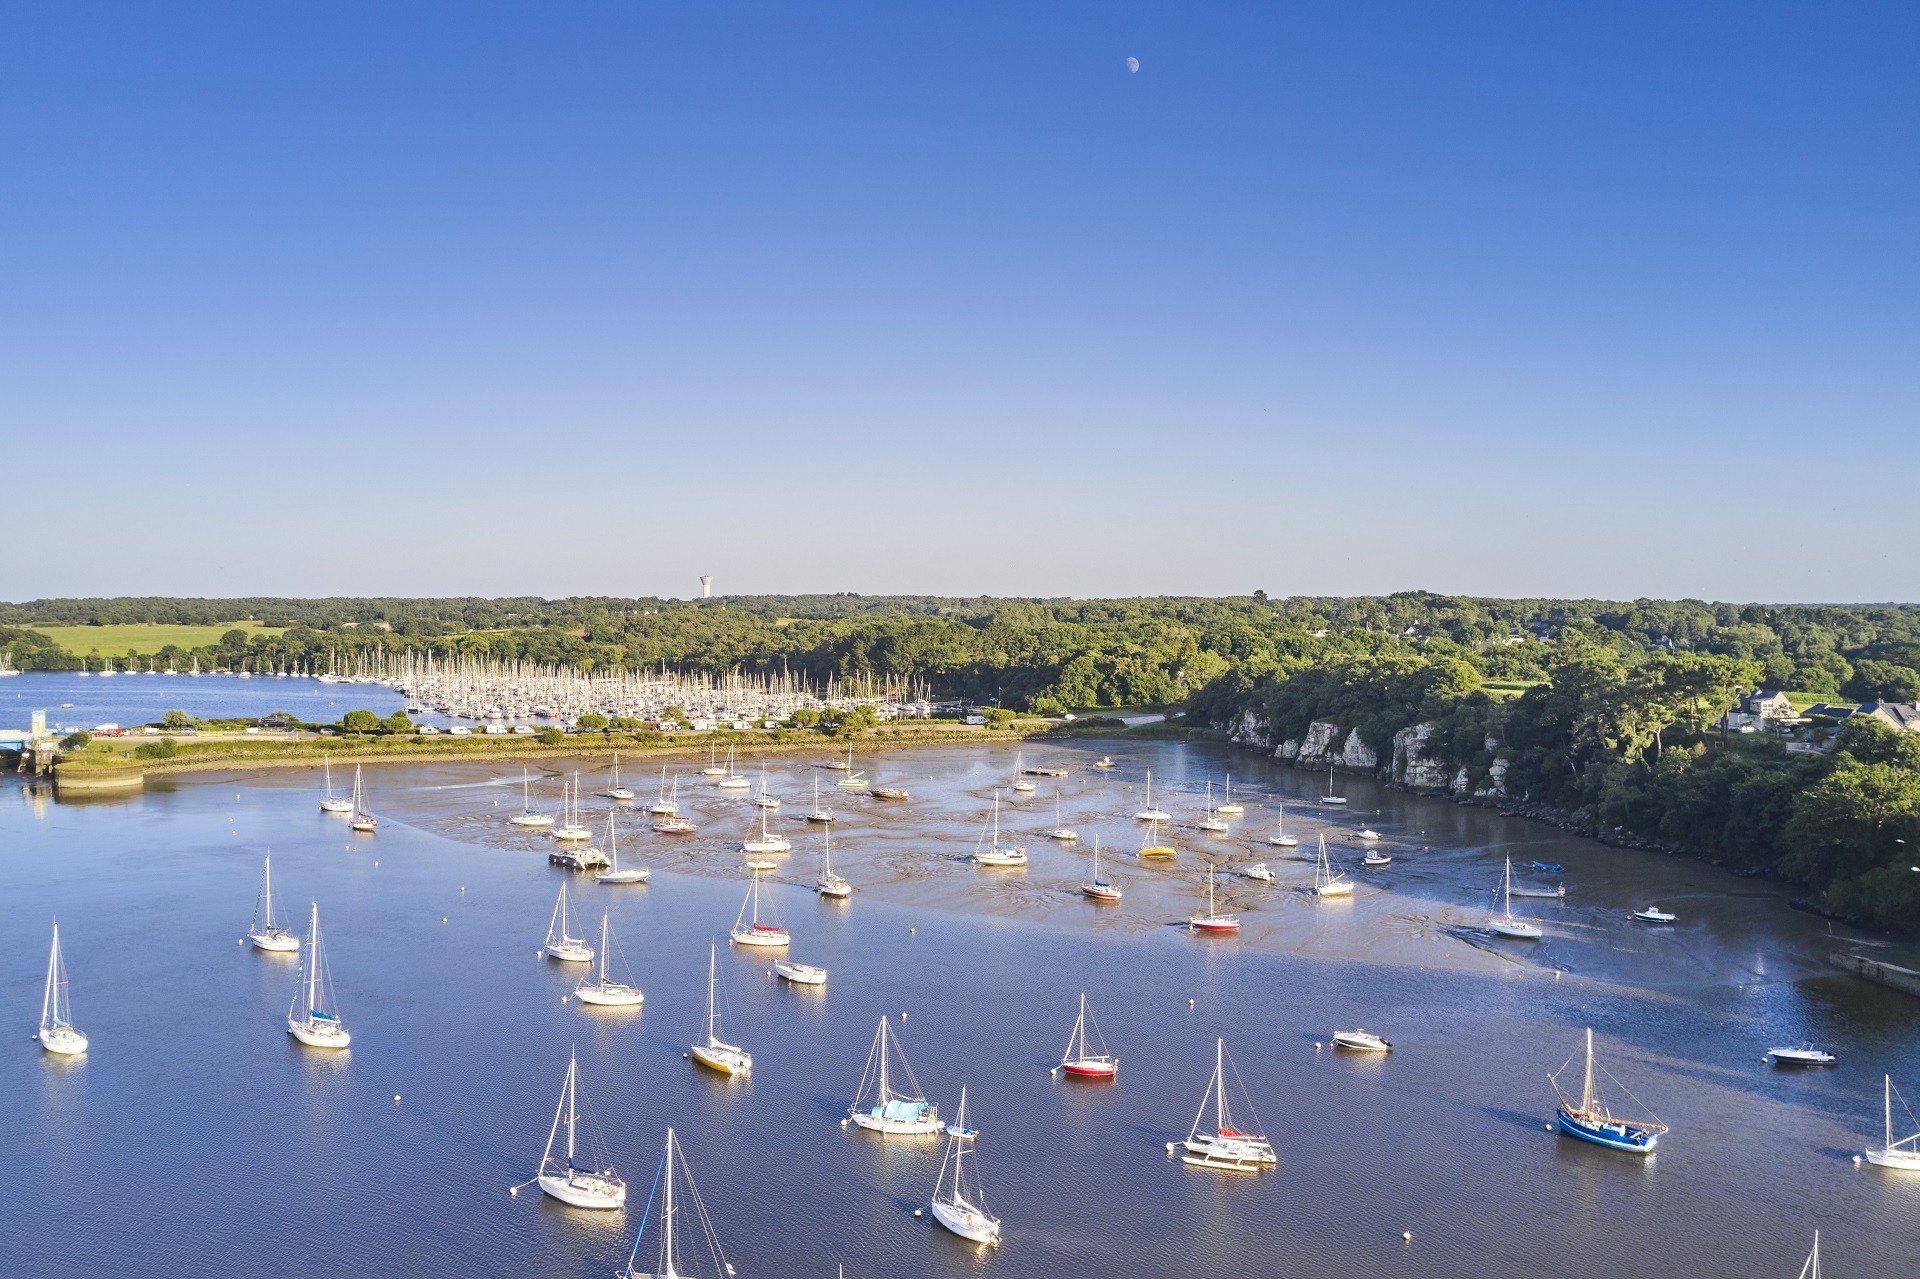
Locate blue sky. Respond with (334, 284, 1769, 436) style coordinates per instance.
(3, 2, 1914, 602)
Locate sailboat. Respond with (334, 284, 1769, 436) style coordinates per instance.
(1549, 1027, 1667, 1153)
(1055, 993, 1118, 1079)
(1487, 856, 1542, 937)
(1010, 751, 1036, 793)
(690, 940, 751, 1076)
(36, 921, 88, 1055)
(1267, 801, 1299, 847)
(701, 744, 727, 776)
(816, 825, 852, 898)
(806, 775, 835, 823)
(1196, 780, 1230, 833)
(1321, 774, 1348, 805)
(603, 753, 636, 802)
(287, 903, 351, 1048)
(318, 754, 353, 813)
(742, 802, 791, 855)
(1189, 867, 1241, 933)
(1132, 770, 1170, 821)
(1080, 835, 1123, 902)
(348, 765, 377, 833)
(596, 812, 651, 884)
(972, 792, 1027, 866)
(535, 1051, 627, 1208)
(1042, 789, 1079, 841)
(647, 767, 678, 816)
(1864, 1075, 1920, 1169)
(716, 746, 751, 790)
(544, 883, 595, 962)
(1180, 1038, 1275, 1170)
(246, 854, 301, 952)
(750, 769, 779, 810)
(1137, 817, 1177, 859)
(930, 1087, 1001, 1245)
(616, 1129, 735, 1279)
(1217, 774, 1245, 816)
(1795, 1232, 1822, 1279)
(847, 1016, 943, 1134)
(775, 957, 828, 984)
(573, 913, 644, 1005)
(652, 777, 698, 833)
(730, 871, 790, 947)
(509, 768, 554, 828)
(834, 742, 867, 790)
(1310, 834, 1353, 897)
(552, 774, 592, 841)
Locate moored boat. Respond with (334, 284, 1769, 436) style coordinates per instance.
(847, 1016, 943, 1135)
(1055, 993, 1118, 1079)
(1550, 1027, 1666, 1154)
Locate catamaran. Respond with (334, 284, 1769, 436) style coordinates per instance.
(647, 767, 678, 816)
(1197, 780, 1230, 833)
(595, 812, 650, 884)
(730, 871, 790, 947)
(1864, 1074, 1920, 1170)
(847, 1016, 944, 1134)
(1487, 856, 1542, 936)
(509, 767, 554, 828)
(1312, 834, 1353, 897)
(348, 765, 377, 833)
(603, 753, 636, 802)
(318, 754, 353, 813)
(1080, 835, 1122, 902)
(716, 747, 751, 790)
(616, 1128, 735, 1279)
(1056, 993, 1118, 1079)
(972, 792, 1028, 866)
(816, 825, 852, 898)
(1180, 1038, 1275, 1170)
(287, 903, 351, 1049)
(1133, 770, 1170, 821)
(544, 883, 595, 962)
(246, 854, 301, 952)
(751, 769, 779, 810)
(1042, 789, 1079, 841)
(1217, 774, 1244, 816)
(742, 802, 790, 855)
(1267, 801, 1299, 847)
(552, 774, 592, 841)
(572, 912, 644, 1005)
(1010, 751, 1036, 793)
(1550, 1027, 1667, 1154)
(690, 940, 751, 1076)
(36, 921, 88, 1055)
(806, 775, 835, 823)
(930, 1087, 1001, 1245)
(535, 1051, 627, 1208)
(1189, 868, 1241, 933)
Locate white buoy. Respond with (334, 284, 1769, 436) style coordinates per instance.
(442, 917, 448, 924)
(913, 1208, 923, 1218)
(393, 1095, 401, 1103)
(1403, 1232, 1412, 1243)
(1853, 1155, 1863, 1165)
(510, 1186, 518, 1196)
(1544, 1123, 1554, 1131)
(682, 1051, 691, 1059)
(840, 1118, 849, 1128)
(909, 927, 916, 935)
(1165, 1141, 1176, 1153)
(1188, 998, 1195, 1008)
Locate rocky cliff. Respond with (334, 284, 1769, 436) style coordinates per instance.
(1230, 711, 1507, 798)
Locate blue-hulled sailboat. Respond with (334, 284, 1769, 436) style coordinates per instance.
(1550, 1027, 1666, 1154)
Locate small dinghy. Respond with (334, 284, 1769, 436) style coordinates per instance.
(1532, 860, 1563, 872)
(1632, 906, 1677, 924)
(1356, 828, 1381, 841)
(1360, 850, 1392, 867)
(1768, 1040, 1837, 1067)
(1332, 1029, 1392, 1053)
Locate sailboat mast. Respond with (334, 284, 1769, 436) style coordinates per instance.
(307, 904, 321, 1016)
(262, 856, 274, 930)
(565, 1054, 578, 1165)
(661, 1129, 677, 1276)
(706, 942, 719, 1044)
(1215, 1038, 1226, 1131)
(1581, 1027, 1596, 1113)
(42, 922, 59, 1028)
(1888, 1074, 1895, 1148)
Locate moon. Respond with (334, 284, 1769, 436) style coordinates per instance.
(1126, 56, 1140, 73)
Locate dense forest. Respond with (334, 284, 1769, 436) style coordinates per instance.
(6, 592, 1920, 927)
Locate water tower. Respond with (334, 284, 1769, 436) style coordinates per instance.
(699, 576, 713, 599)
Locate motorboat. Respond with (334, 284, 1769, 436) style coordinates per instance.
(1767, 1041, 1837, 1067)
(1360, 849, 1392, 867)
(1632, 906, 1677, 924)
(1332, 1029, 1392, 1052)
(1242, 861, 1274, 883)
(775, 960, 827, 985)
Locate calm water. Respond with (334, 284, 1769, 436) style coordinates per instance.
(5, 740, 1916, 1278)
(0, 672, 405, 735)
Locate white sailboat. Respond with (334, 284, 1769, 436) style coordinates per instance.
(573, 913, 644, 1006)
(730, 871, 790, 947)
(774, 958, 827, 984)
(1267, 801, 1299, 847)
(1056, 993, 1118, 1079)
(36, 921, 88, 1055)
(647, 766, 678, 816)
(689, 940, 751, 1076)
(816, 825, 852, 898)
(595, 811, 651, 884)
(1217, 774, 1245, 816)
(544, 883, 595, 962)
(348, 765, 377, 833)
(616, 1128, 735, 1279)
(1795, 1232, 1822, 1279)
(751, 769, 780, 810)
(287, 903, 351, 1048)
(1042, 789, 1079, 841)
(1180, 1038, 1275, 1170)
(1189, 867, 1241, 933)
(1865, 1074, 1920, 1170)
(552, 774, 593, 841)
(1321, 774, 1348, 805)
(1312, 834, 1353, 897)
(741, 802, 791, 855)
(701, 744, 727, 776)
(847, 1016, 943, 1134)
(1487, 856, 1543, 937)
(246, 854, 301, 952)
(1010, 751, 1036, 793)
(509, 767, 555, 828)
(318, 754, 353, 813)
(603, 753, 636, 802)
(806, 774, 835, 823)
(835, 742, 867, 790)
(716, 746, 752, 790)
(1196, 780, 1230, 833)
(972, 792, 1028, 866)
(930, 1087, 1001, 1245)
(535, 1051, 627, 1208)
(1132, 769, 1170, 821)
(1080, 835, 1123, 902)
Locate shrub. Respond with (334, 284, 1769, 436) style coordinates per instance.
(60, 731, 92, 750)
(537, 728, 565, 746)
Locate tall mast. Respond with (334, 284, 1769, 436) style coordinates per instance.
(1216, 1038, 1226, 1131)
(307, 904, 321, 1016)
(261, 856, 274, 931)
(598, 914, 610, 985)
(564, 1053, 578, 1166)
(42, 921, 59, 1029)
(706, 941, 718, 1044)
(1581, 1027, 1595, 1113)
(1888, 1074, 1895, 1149)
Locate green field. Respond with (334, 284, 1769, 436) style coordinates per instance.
(27, 621, 286, 656)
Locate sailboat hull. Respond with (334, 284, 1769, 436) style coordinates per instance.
(1180, 1135, 1276, 1170)
(319, 798, 353, 814)
(38, 1027, 88, 1055)
(1556, 1107, 1658, 1153)
(509, 812, 554, 828)
(248, 929, 302, 953)
(730, 927, 790, 947)
(537, 1172, 626, 1209)
(930, 1199, 1002, 1245)
(288, 1018, 351, 1049)
(546, 943, 595, 963)
(850, 1111, 944, 1136)
(1189, 917, 1240, 933)
(574, 983, 643, 1006)
(1864, 1147, 1920, 1170)
(691, 1043, 751, 1076)
(1060, 1058, 1118, 1079)
(1487, 920, 1542, 938)
(595, 869, 650, 884)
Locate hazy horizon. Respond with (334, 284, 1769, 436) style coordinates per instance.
(5, 3, 1915, 602)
